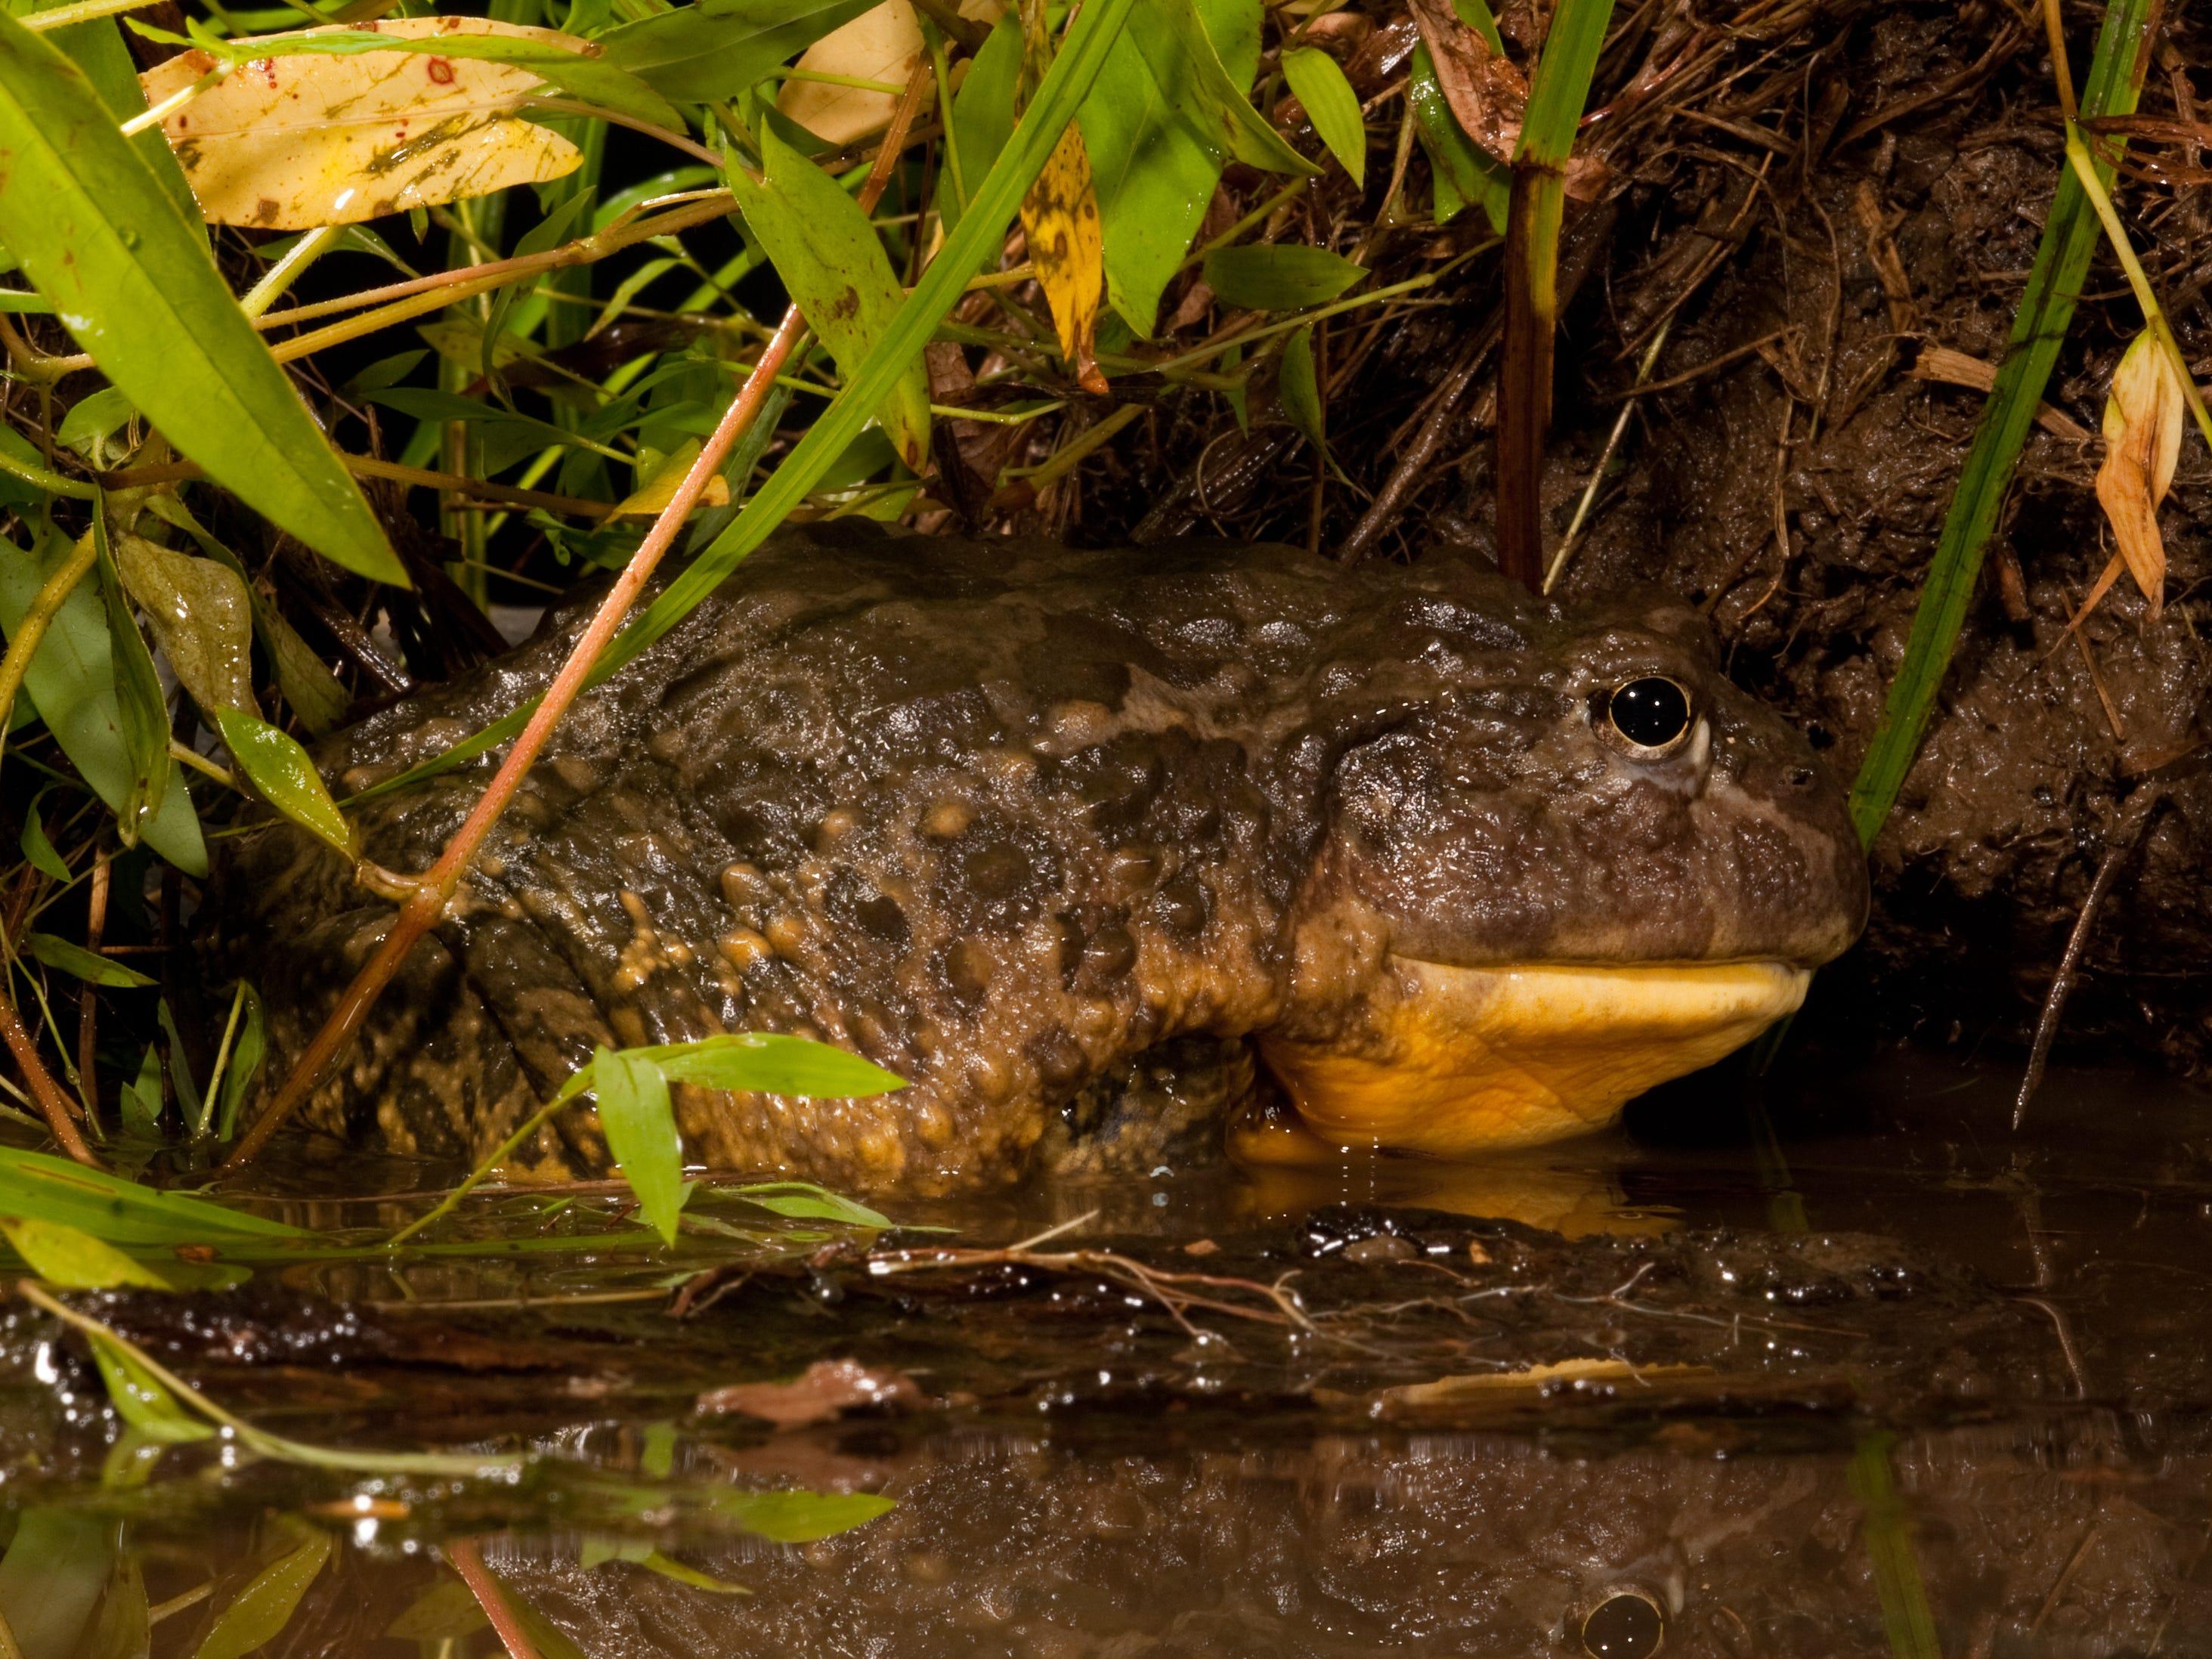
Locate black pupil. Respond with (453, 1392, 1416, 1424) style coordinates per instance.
(1582, 1592, 1665, 1659)
(1609, 678, 1691, 749)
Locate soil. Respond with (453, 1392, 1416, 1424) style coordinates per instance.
(1084, 0, 2212, 1066)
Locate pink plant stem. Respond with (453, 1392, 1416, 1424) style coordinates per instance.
(223, 303, 809, 1172)
(445, 1539, 544, 1659)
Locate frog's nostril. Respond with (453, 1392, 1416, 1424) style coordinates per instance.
(1579, 1589, 1666, 1659)
(1785, 766, 1816, 789)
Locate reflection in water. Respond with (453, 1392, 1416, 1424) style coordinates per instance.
(2, 1051, 2210, 1656)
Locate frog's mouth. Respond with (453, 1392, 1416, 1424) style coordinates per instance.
(1254, 958, 1808, 1159)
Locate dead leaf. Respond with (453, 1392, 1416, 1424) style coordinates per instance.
(1851, 180, 1916, 334)
(1318, 1357, 1715, 1422)
(781, 0, 1004, 147)
(1403, 0, 1526, 165)
(141, 17, 586, 229)
(2093, 329, 2184, 619)
(1910, 345, 2094, 443)
(1385, 1357, 1708, 1401)
(695, 1358, 923, 1428)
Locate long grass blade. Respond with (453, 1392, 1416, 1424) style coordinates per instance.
(1845, 0, 2156, 846)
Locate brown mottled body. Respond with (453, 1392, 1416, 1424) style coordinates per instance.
(212, 524, 1864, 1191)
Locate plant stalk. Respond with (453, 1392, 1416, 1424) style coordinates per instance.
(1495, 163, 1561, 589)
(0, 528, 96, 737)
(1491, 0, 1615, 591)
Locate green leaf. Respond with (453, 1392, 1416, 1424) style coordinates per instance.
(213, 708, 356, 862)
(145, 496, 348, 735)
(579, 1538, 749, 1594)
(1409, 42, 1507, 231)
(18, 793, 70, 882)
(945, 14, 1020, 233)
(1848, 0, 2156, 844)
(561, 1032, 905, 1104)
(728, 1181, 891, 1227)
(0, 1144, 306, 1245)
(190, 1524, 332, 1659)
(1077, 0, 1258, 335)
(92, 514, 171, 840)
(1514, 0, 1613, 169)
(112, 533, 258, 725)
(601, 0, 880, 104)
(0, 1510, 114, 1659)
(215, 982, 265, 1143)
(23, 932, 153, 988)
(701, 1488, 896, 1543)
(156, 997, 202, 1129)
(0, 528, 206, 874)
(1, 1215, 174, 1289)
(1202, 243, 1366, 310)
(82, 1552, 151, 1659)
(727, 123, 932, 473)
(119, 1042, 162, 1135)
(1450, 0, 1505, 51)
(593, 1045, 687, 1246)
(1278, 322, 1325, 448)
(382, 1577, 490, 1643)
(89, 1337, 213, 1441)
(0, 11, 401, 583)
(0, 422, 57, 514)
(367, 387, 609, 476)
(1128, 0, 1316, 178)
(1281, 46, 1364, 186)
(56, 385, 136, 466)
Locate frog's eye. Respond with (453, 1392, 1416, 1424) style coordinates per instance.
(1598, 676, 1694, 755)
(1579, 1589, 1666, 1658)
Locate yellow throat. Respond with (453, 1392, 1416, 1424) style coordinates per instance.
(1257, 958, 1808, 1158)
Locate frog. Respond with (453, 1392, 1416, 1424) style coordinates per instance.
(209, 522, 1867, 1193)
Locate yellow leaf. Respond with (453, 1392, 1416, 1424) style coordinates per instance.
(611, 441, 734, 518)
(2093, 328, 2183, 620)
(1018, 121, 1106, 394)
(140, 17, 584, 230)
(1011, 0, 1104, 395)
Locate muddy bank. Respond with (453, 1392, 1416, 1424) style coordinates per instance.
(1105, 2, 2212, 1061)
(1556, 4, 2212, 1061)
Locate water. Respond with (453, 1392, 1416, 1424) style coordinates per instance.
(3, 1048, 2210, 1657)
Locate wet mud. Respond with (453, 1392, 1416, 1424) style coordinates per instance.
(4, 1051, 2210, 1655)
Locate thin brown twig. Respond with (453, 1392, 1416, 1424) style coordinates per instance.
(866, 1241, 1314, 1339)
(223, 70, 939, 1174)
(0, 972, 100, 1168)
(1338, 316, 1501, 565)
(2014, 794, 2157, 1128)
(76, 856, 107, 1119)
